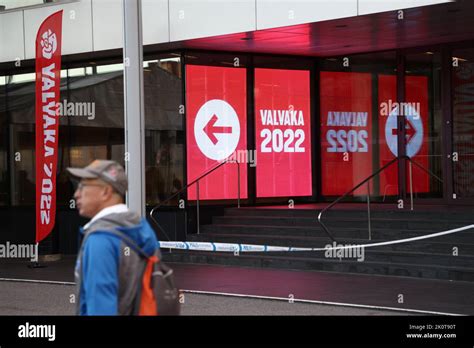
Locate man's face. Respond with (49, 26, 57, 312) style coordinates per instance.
(73, 178, 108, 218)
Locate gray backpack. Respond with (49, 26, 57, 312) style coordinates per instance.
(77, 219, 180, 316)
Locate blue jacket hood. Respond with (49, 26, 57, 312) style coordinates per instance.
(80, 211, 158, 257)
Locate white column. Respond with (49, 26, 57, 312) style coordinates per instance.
(122, 0, 145, 216)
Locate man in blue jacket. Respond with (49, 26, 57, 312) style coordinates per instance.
(67, 160, 159, 315)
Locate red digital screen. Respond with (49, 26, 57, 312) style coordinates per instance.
(186, 65, 248, 200)
(320, 71, 373, 196)
(255, 68, 312, 197)
(378, 75, 429, 195)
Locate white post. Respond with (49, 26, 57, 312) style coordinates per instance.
(122, 0, 145, 216)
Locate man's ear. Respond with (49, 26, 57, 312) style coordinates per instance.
(102, 184, 114, 200)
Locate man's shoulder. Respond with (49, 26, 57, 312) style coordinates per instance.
(84, 230, 122, 248)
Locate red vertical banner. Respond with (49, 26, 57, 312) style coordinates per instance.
(35, 11, 63, 243)
(254, 68, 312, 198)
(378, 74, 429, 195)
(186, 65, 248, 200)
(320, 72, 373, 196)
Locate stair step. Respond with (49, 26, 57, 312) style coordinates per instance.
(200, 224, 474, 243)
(187, 233, 474, 255)
(224, 207, 474, 220)
(184, 236, 474, 267)
(213, 215, 474, 230)
(163, 250, 474, 282)
(165, 206, 474, 282)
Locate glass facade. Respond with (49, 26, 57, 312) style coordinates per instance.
(1, 63, 125, 207)
(0, 55, 185, 208)
(452, 46, 474, 199)
(318, 50, 448, 201)
(405, 51, 444, 198)
(0, 42, 473, 253)
(0, 55, 184, 252)
(144, 54, 184, 206)
(319, 52, 397, 200)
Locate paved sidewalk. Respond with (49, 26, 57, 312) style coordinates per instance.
(0, 281, 410, 315)
(1, 256, 473, 315)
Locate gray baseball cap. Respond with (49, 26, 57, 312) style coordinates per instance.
(67, 160, 127, 196)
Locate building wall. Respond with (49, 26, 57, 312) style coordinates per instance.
(0, 0, 452, 63)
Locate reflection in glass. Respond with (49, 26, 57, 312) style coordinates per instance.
(144, 55, 184, 205)
(452, 47, 474, 198)
(405, 51, 443, 198)
(320, 51, 397, 201)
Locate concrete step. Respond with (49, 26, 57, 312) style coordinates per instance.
(199, 224, 474, 243)
(212, 215, 474, 230)
(187, 233, 474, 256)
(169, 206, 474, 282)
(162, 250, 474, 282)
(185, 235, 474, 267)
(225, 207, 474, 221)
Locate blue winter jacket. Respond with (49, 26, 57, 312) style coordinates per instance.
(75, 211, 159, 315)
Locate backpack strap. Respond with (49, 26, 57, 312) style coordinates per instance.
(86, 216, 161, 260)
(89, 228, 149, 258)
